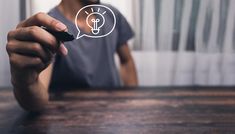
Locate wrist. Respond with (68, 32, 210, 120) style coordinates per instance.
(11, 72, 39, 89)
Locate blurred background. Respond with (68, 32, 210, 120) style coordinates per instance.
(1, 0, 235, 87)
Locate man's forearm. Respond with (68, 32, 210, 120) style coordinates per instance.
(120, 60, 138, 86)
(13, 80, 49, 112)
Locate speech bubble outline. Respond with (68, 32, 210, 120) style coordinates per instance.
(75, 4, 117, 39)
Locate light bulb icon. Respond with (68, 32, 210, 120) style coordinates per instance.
(75, 5, 116, 39)
(86, 10, 106, 35)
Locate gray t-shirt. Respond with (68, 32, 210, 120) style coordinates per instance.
(48, 5, 134, 89)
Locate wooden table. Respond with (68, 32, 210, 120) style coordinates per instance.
(1, 87, 235, 134)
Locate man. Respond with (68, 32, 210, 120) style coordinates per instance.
(6, 0, 138, 112)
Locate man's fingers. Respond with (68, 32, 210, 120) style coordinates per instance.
(17, 12, 67, 32)
(6, 40, 53, 64)
(9, 53, 45, 71)
(8, 26, 59, 52)
(58, 44, 68, 56)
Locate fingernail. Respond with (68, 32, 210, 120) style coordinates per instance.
(55, 22, 67, 31)
(60, 44, 68, 56)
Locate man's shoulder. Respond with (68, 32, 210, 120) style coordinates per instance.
(101, 3, 121, 15)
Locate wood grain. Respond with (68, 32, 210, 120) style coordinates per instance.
(0, 87, 235, 134)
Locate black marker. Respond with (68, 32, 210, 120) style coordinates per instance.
(41, 27, 75, 42)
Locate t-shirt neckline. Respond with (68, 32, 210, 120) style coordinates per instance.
(54, 6, 88, 35)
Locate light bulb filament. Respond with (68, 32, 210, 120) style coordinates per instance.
(91, 19, 100, 35)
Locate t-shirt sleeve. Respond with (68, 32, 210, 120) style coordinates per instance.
(112, 6, 135, 48)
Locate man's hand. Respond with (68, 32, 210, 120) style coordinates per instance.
(6, 12, 68, 111)
(7, 12, 67, 87)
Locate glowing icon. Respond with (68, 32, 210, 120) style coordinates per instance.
(75, 5, 116, 39)
(85, 8, 106, 35)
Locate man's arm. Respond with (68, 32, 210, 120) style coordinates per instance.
(117, 43, 138, 86)
(13, 64, 53, 112)
(6, 13, 68, 112)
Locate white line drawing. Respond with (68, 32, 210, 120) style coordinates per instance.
(86, 9, 105, 35)
(75, 4, 117, 39)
